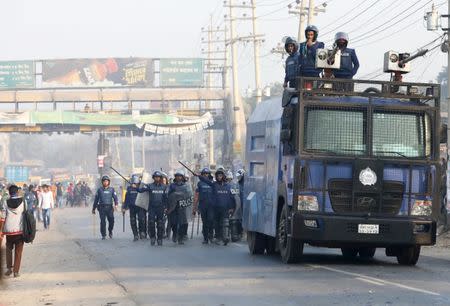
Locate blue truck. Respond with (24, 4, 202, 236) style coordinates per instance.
(243, 77, 443, 265)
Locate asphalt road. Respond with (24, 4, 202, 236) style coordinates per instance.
(2, 207, 450, 306)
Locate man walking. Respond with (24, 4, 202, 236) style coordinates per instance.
(39, 184, 54, 230)
(92, 176, 119, 240)
(123, 174, 147, 241)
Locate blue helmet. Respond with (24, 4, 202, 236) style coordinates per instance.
(130, 174, 140, 184)
(305, 25, 319, 41)
(101, 175, 110, 182)
(174, 170, 185, 177)
(200, 167, 211, 175)
(284, 37, 298, 53)
(152, 171, 163, 178)
(334, 32, 349, 47)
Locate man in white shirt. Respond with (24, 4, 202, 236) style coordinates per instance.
(39, 184, 54, 230)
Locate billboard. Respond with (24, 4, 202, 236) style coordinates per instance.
(42, 58, 153, 88)
(5, 165, 30, 183)
(160, 58, 204, 87)
(0, 61, 35, 89)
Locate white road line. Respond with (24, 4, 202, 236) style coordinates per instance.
(355, 277, 385, 286)
(308, 264, 441, 296)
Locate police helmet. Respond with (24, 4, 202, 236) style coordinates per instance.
(161, 172, 168, 179)
(152, 171, 163, 178)
(215, 166, 226, 175)
(101, 175, 110, 182)
(200, 167, 211, 175)
(284, 37, 298, 53)
(305, 25, 319, 41)
(334, 32, 349, 44)
(174, 170, 185, 177)
(130, 174, 140, 184)
(226, 170, 233, 180)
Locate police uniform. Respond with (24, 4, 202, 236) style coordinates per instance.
(93, 185, 118, 239)
(140, 182, 167, 244)
(196, 176, 215, 242)
(123, 185, 147, 240)
(167, 175, 193, 244)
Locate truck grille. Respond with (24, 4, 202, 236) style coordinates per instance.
(328, 179, 404, 214)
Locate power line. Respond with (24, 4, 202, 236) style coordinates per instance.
(320, 0, 373, 31)
(321, 0, 383, 37)
(351, 0, 433, 43)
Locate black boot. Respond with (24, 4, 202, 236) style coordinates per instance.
(150, 237, 156, 246)
(157, 239, 163, 246)
(133, 235, 139, 242)
(202, 237, 209, 244)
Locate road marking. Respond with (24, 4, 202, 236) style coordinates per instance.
(355, 277, 385, 286)
(308, 264, 441, 296)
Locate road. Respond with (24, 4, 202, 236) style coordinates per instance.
(1, 207, 450, 306)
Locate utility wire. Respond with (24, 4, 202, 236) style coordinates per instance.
(320, 0, 373, 31)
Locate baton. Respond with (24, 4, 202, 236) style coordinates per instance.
(123, 211, 125, 233)
(190, 213, 195, 239)
(196, 212, 200, 235)
(178, 161, 196, 176)
(110, 166, 132, 185)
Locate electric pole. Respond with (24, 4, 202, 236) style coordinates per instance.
(307, 0, 314, 25)
(251, 0, 262, 104)
(227, 0, 247, 161)
(289, 0, 326, 42)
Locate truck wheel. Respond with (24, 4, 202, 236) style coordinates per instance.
(359, 247, 376, 259)
(341, 248, 358, 259)
(278, 205, 303, 263)
(396, 245, 421, 266)
(247, 231, 265, 255)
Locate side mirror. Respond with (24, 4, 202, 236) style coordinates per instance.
(440, 124, 447, 144)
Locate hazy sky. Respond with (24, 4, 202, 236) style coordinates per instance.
(1, 0, 447, 92)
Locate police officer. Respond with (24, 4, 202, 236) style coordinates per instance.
(333, 32, 359, 80)
(196, 167, 236, 246)
(283, 37, 299, 89)
(299, 25, 324, 78)
(193, 167, 214, 244)
(123, 174, 146, 241)
(139, 171, 167, 246)
(92, 176, 119, 240)
(226, 171, 242, 242)
(167, 170, 193, 245)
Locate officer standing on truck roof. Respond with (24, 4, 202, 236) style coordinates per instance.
(298, 25, 325, 78)
(283, 37, 300, 89)
(92, 175, 119, 240)
(333, 32, 359, 79)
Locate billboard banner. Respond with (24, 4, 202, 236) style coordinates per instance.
(42, 58, 153, 88)
(160, 58, 204, 87)
(0, 61, 35, 89)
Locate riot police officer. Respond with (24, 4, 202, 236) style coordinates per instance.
(139, 171, 167, 246)
(92, 176, 119, 240)
(298, 25, 325, 78)
(193, 167, 214, 244)
(228, 171, 243, 242)
(333, 32, 359, 79)
(167, 170, 193, 245)
(283, 37, 299, 89)
(196, 167, 236, 246)
(123, 174, 146, 241)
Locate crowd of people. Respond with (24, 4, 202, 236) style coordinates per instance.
(92, 166, 245, 247)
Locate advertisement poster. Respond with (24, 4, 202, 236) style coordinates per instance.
(0, 61, 35, 88)
(42, 58, 153, 88)
(160, 58, 204, 87)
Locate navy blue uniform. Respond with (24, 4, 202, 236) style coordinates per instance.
(139, 183, 167, 241)
(334, 48, 359, 79)
(93, 187, 118, 238)
(167, 181, 193, 243)
(124, 186, 147, 239)
(196, 178, 214, 241)
(298, 41, 324, 77)
(284, 52, 300, 88)
(198, 176, 236, 243)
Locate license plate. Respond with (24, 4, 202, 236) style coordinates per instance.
(358, 224, 379, 234)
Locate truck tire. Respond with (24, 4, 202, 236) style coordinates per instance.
(341, 248, 358, 259)
(247, 231, 265, 255)
(396, 245, 421, 266)
(359, 247, 376, 259)
(278, 205, 303, 263)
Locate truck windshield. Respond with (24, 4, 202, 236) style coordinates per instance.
(304, 108, 431, 158)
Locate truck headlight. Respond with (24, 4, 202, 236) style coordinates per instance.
(297, 195, 319, 211)
(411, 200, 432, 216)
